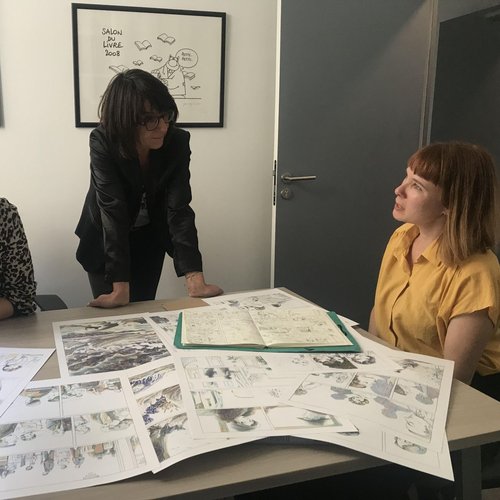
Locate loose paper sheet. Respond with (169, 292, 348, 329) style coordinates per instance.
(175, 351, 356, 438)
(203, 288, 359, 326)
(0, 372, 154, 499)
(293, 416, 454, 481)
(283, 352, 454, 453)
(53, 313, 173, 377)
(42, 308, 457, 487)
(0, 348, 54, 417)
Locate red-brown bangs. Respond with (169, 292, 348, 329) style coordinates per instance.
(407, 146, 444, 186)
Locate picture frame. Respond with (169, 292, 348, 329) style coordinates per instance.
(71, 3, 226, 127)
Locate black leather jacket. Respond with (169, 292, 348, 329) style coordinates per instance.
(75, 125, 202, 282)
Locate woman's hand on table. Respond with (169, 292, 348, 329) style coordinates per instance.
(185, 272, 223, 298)
(88, 282, 130, 308)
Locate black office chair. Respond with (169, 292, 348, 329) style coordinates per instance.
(34, 294, 67, 311)
(482, 444, 500, 490)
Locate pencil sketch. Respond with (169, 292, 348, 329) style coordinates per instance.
(53, 314, 172, 377)
(148, 412, 189, 461)
(0, 307, 456, 496)
(0, 373, 155, 499)
(204, 288, 359, 327)
(0, 348, 54, 418)
(341, 324, 402, 367)
(250, 308, 351, 347)
(0, 437, 148, 499)
(388, 355, 448, 388)
(294, 415, 454, 480)
(286, 366, 451, 451)
(137, 385, 182, 425)
(181, 307, 351, 348)
(176, 352, 355, 439)
(203, 288, 320, 311)
(128, 363, 177, 396)
(121, 359, 255, 473)
(146, 311, 180, 346)
(254, 349, 396, 377)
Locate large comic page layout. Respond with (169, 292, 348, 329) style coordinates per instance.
(284, 352, 454, 453)
(280, 350, 455, 480)
(176, 351, 356, 440)
(0, 372, 156, 499)
(125, 358, 256, 473)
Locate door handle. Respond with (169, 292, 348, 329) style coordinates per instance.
(281, 172, 317, 183)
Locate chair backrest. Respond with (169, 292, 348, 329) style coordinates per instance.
(34, 295, 67, 311)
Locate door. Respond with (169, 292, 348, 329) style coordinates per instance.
(273, 0, 435, 327)
(430, 3, 500, 257)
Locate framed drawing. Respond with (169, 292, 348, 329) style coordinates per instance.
(72, 3, 226, 127)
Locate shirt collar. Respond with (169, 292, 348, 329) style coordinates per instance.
(394, 224, 443, 267)
(421, 237, 442, 267)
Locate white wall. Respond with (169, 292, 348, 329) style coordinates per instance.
(438, 0, 500, 21)
(0, 0, 277, 307)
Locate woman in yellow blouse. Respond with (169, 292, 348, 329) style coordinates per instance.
(370, 142, 500, 401)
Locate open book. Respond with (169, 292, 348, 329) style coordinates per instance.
(177, 307, 360, 351)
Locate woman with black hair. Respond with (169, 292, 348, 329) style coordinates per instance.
(75, 69, 222, 307)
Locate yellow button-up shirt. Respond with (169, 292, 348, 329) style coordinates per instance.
(374, 224, 500, 376)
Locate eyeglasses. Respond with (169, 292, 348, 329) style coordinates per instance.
(139, 111, 175, 131)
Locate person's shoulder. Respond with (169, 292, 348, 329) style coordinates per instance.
(169, 126, 190, 143)
(458, 250, 500, 278)
(0, 198, 18, 215)
(90, 124, 105, 138)
(393, 223, 414, 237)
(386, 223, 414, 247)
(160, 126, 190, 156)
(0, 198, 13, 209)
(89, 125, 109, 149)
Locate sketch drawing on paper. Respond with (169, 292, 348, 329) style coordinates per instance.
(204, 289, 310, 311)
(137, 385, 182, 425)
(74, 6, 225, 127)
(54, 316, 171, 376)
(0, 375, 153, 498)
(177, 354, 355, 439)
(151, 50, 198, 98)
(0, 438, 147, 494)
(128, 364, 176, 395)
(391, 357, 445, 388)
(0, 353, 43, 373)
(147, 311, 180, 344)
(148, 412, 189, 462)
(112, 37, 199, 99)
(287, 370, 447, 449)
(0, 348, 54, 419)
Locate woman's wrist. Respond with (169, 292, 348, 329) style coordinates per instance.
(0, 298, 15, 320)
(185, 271, 202, 280)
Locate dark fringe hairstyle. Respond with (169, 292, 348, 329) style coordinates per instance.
(98, 69, 178, 159)
(408, 142, 497, 265)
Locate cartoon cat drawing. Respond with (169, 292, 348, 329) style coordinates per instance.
(152, 56, 186, 97)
